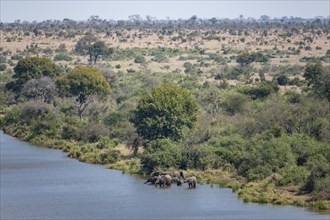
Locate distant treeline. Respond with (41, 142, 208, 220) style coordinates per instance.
(1, 15, 329, 32)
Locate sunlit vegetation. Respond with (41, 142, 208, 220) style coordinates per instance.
(0, 16, 329, 210)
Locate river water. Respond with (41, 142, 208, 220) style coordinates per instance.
(1, 132, 329, 219)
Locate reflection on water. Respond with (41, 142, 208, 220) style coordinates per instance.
(1, 132, 329, 219)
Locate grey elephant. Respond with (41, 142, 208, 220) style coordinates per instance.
(172, 177, 182, 186)
(184, 176, 197, 189)
(155, 174, 172, 187)
(144, 176, 159, 184)
(172, 171, 185, 179)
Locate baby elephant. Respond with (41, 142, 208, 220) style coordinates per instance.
(184, 176, 197, 189)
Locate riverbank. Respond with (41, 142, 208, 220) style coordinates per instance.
(2, 129, 329, 213)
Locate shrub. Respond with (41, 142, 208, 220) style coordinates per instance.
(276, 75, 290, 85)
(277, 165, 309, 186)
(313, 176, 330, 200)
(54, 53, 73, 62)
(0, 64, 7, 71)
(134, 55, 145, 64)
(141, 139, 183, 173)
(79, 122, 110, 143)
(183, 144, 220, 170)
(96, 136, 114, 149)
(239, 82, 279, 100)
(152, 54, 168, 63)
(220, 92, 248, 115)
(239, 138, 295, 181)
(100, 149, 121, 164)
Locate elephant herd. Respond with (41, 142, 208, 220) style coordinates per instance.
(144, 171, 197, 189)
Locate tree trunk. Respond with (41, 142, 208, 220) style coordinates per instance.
(132, 137, 139, 157)
(94, 55, 98, 64)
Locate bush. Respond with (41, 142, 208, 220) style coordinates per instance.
(0, 64, 7, 71)
(313, 176, 330, 200)
(183, 144, 220, 170)
(141, 139, 183, 173)
(79, 122, 110, 143)
(220, 92, 247, 115)
(134, 55, 145, 64)
(100, 148, 121, 164)
(96, 136, 115, 149)
(152, 54, 168, 63)
(211, 135, 247, 169)
(239, 138, 295, 181)
(276, 75, 289, 86)
(277, 165, 309, 186)
(54, 53, 73, 62)
(239, 82, 279, 100)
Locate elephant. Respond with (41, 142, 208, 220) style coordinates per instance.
(184, 176, 197, 189)
(150, 171, 162, 177)
(155, 174, 172, 187)
(172, 177, 182, 186)
(172, 171, 185, 179)
(151, 171, 185, 179)
(144, 176, 159, 184)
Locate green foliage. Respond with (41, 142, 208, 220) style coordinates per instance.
(303, 63, 324, 88)
(75, 34, 98, 55)
(277, 165, 309, 186)
(6, 57, 61, 93)
(210, 135, 248, 169)
(134, 55, 146, 64)
(239, 138, 296, 181)
(183, 144, 221, 170)
(0, 63, 7, 71)
(56, 65, 111, 120)
(54, 53, 73, 62)
(303, 63, 330, 101)
(276, 74, 289, 85)
(239, 82, 279, 100)
(141, 139, 183, 172)
(220, 91, 247, 115)
(57, 65, 111, 98)
(99, 148, 121, 164)
(313, 176, 330, 200)
(96, 136, 115, 149)
(89, 41, 111, 64)
(2, 102, 63, 139)
(303, 154, 330, 193)
(131, 83, 198, 141)
(236, 52, 256, 65)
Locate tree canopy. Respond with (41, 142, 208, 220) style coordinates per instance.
(6, 56, 61, 93)
(130, 83, 198, 141)
(89, 41, 111, 64)
(56, 65, 111, 120)
(303, 63, 330, 101)
(74, 34, 98, 55)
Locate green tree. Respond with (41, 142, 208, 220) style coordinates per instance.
(56, 65, 112, 120)
(89, 41, 111, 64)
(303, 63, 330, 101)
(75, 34, 98, 55)
(131, 84, 198, 142)
(303, 63, 324, 88)
(6, 57, 61, 93)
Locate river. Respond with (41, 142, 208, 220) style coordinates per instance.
(1, 131, 329, 219)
